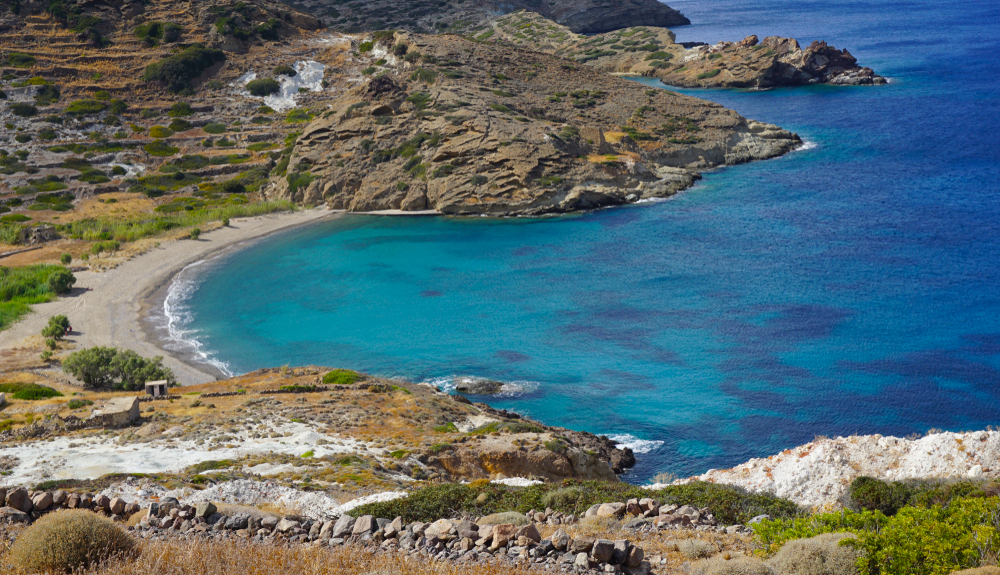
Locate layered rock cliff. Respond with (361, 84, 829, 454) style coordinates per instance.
(488, 11, 885, 89)
(269, 32, 800, 215)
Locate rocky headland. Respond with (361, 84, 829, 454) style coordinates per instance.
(486, 11, 886, 89)
(270, 31, 800, 215)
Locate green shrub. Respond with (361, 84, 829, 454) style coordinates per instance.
(168, 119, 191, 132)
(767, 533, 860, 575)
(845, 476, 911, 516)
(285, 109, 313, 123)
(12, 385, 63, 400)
(698, 69, 722, 79)
(273, 65, 297, 77)
(35, 84, 61, 105)
(67, 398, 93, 409)
(47, 269, 75, 294)
(322, 369, 361, 385)
(149, 125, 173, 138)
(144, 140, 179, 156)
(7, 509, 136, 572)
(247, 78, 281, 96)
(42, 314, 70, 339)
(358, 41, 374, 52)
(754, 497, 1000, 575)
(9, 102, 37, 117)
(62, 346, 175, 390)
(203, 122, 226, 134)
(189, 228, 201, 240)
(60, 253, 72, 265)
(433, 422, 458, 433)
(64, 99, 107, 116)
(354, 480, 801, 524)
(143, 44, 226, 93)
(540, 486, 583, 509)
(7, 52, 35, 68)
(167, 102, 193, 117)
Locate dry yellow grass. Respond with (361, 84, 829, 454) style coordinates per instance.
(0, 535, 536, 575)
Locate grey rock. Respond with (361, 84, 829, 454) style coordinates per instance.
(276, 518, 300, 533)
(6, 488, 31, 513)
(195, 502, 218, 518)
(318, 520, 334, 538)
(109, 497, 126, 515)
(352, 515, 376, 536)
(52, 490, 67, 505)
(551, 529, 571, 551)
(575, 552, 591, 569)
(332, 515, 356, 538)
(591, 539, 614, 563)
(612, 540, 630, 565)
(749, 514, 772, 524)
(0, 506, 31, 523)
(624, 560, 652, 575)
(226, 514, 250, 530)
(584, 503, 602, 517)
(94, 494, 111, 510)
(570, 535, 594, 554)
(626, 545, 644, 568)
(31, 491, 53, 512)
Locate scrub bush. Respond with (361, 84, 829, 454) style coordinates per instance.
(323, 369, 361, 385)
(143, 44, 225, 93)
(680, 539, 718, 559)
(42, 314, 70, 339)
(62, 346, 175, 390)
(844, 476, 911, 516)
(691, 556, 774, 575)
(767, 533, 860, 575)
(6, 509, 137, 572)
(246, 78, 280, 96)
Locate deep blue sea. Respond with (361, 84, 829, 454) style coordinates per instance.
(164, 0, 1000, 481)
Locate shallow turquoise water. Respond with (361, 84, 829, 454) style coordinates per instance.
(168, 0, 1000, 480)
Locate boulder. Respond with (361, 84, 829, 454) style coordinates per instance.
(575, 552, 591, 569)
(638, 498, 657, 512)
(124, 502, 141, 516)
(624, 560, 652, 575)
(79, 493, 93, 509)
(31, 492, 53, 512)
(584, 504, 602, 517)
(626, 498, 642, 515)
(66, 493, 81, 509)
(551, 529, 571, 551)
(109, 497, 126, 516)
(570, 535, 595, 553)
(677, 505, 698, 517)
(514, 523, 541, 544)
(5, 488, 31, 513)
(276, 518, 300, 533)
(0, 506, 31, 523)
(261, 516, 279, 530)
(52, 490, 67, 505)
(0, 488, 6, 506)
(626, 545, 645, 567)
(226, 514, 250, 530)
(195, 502, 218, 518)
(597, 502, 626, 518)
(490, 524, 519, 549)
(318, 520, 334, 538)
(94, 494, 111, 510)
(384, 517, 403, 538)
(352, 515, 375, 536)
(591, 539, 614, 562)
(424, 518, 454, 538)
(612, 540, 630, 564)
(333, 515, 356, 538)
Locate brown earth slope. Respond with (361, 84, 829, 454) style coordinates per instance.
(270, 31, 801, 215)
(286, 0, 688, 35)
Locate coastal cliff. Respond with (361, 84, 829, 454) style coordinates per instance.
(487, 12, 886, 89)
(269, 31, 800, 215)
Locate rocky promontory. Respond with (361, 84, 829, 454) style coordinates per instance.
(487, 12, 885, 89)
(270, 31, 800, 215)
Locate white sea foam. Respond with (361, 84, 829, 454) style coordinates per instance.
(608, 433, 664, 454)
(795, 139, 819, 152)
(158, 259, 235, 377)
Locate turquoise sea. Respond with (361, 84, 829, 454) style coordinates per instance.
(158, 0, 1000, 481)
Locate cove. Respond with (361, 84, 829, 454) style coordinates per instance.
(165, 0, 1000, 481)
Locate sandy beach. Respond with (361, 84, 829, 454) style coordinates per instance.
(0, 208, 337, 385)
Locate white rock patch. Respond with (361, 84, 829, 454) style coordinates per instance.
(663, 430, 1000, 508)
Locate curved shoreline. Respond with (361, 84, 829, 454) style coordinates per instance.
(0, 208, 339, 385)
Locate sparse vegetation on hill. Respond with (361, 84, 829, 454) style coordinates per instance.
(143, 44, 226, 94)
(0, 265, 75, 329)
(352, 480, 802, 524)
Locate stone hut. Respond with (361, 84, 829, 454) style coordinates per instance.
(90, 397, 140, 428)
(145, 380, 168, 397)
